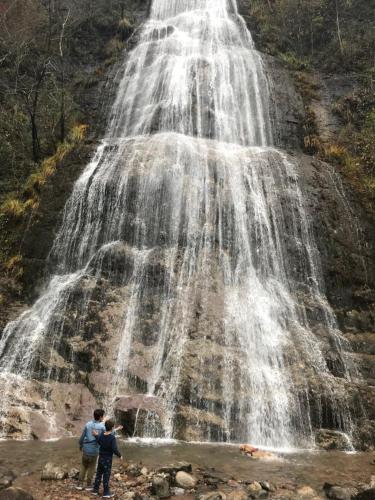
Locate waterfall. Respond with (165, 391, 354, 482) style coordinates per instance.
(0, 0, 358, 447)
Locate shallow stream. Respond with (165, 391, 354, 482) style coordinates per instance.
(1, 439, 374, 493)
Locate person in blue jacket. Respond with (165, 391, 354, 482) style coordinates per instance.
(75, 408, 106, 491)
(92, 419, 123, 498)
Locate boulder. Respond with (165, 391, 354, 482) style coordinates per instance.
(126, 463, 142, 476)
(40, 462, 68, 480)
(203, 472, 225, 486)
(0, 488, 33, 500)
(151, 475, 170, 498)
(0, 470, 16, 491)
(316, 430, 352, 451)
(247, 481, 262, 493)
(247, 481, 267, 498)
(68, 467, 80, 479)
(296, 486, 317, 497)
(324, 484, 358, 500)
(227, 490, 248, 500)
(259, 481, 275, 492)
(175, 471, 197, 489)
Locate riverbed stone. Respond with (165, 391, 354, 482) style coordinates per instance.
(198, 492, 226, 500)
(40, 462, 68, 480)
(68, 467, 80, 479)
(324, 485, 358, 500)
(315, 430, 352, 451)
(227, 490, 248, 500)
(247, 481, 265, 498)
(296, 486, 317, 497)
(203, 472, 225, 486)
(0, 488, 33, 500)
(170, 487, 185, 496)
(259, 481, 275, 492)
(127, 463, 142, 476)
(151, 475, 170, 498)
(0, 470, 15, 491)
(175, 471, 197, 489)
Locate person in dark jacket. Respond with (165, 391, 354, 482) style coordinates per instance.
(92, 419, 123, 498)
(76, 409, 106, 491)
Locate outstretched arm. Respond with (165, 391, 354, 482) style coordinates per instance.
(112, 437, 122, 458)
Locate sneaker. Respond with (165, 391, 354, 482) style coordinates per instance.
(91, 492, 99, 497)
(74, 485, 84, 491)
(85, 487, 94, 491)
(102, 494, 115, 498)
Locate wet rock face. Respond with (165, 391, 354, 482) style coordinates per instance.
(114, 394, 165, 434)
(2, 146, 374, 448)
(0, 0, 374, 450)
(315, 429, 353, 451)
(263, 54, 305, 150)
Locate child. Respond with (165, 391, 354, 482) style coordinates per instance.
(92, 419, 123, 498)
(76, 409, 106, 491)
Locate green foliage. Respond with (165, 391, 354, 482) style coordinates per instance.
(332, 89, 375, 212)
(279, 52, 310, 71)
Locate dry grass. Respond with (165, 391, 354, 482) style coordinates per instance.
(1, 123, 88, 223)
(5, 254, 23, 278)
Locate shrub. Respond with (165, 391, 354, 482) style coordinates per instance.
(5, 255, 24, 278)
(1, 199, 26, 220)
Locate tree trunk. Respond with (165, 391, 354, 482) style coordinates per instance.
(335, 0, 344, 56)
(30, 112, 40, 162)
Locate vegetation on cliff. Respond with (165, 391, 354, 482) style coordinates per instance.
(0, 0, 141, 316)
(248, 0, 375, 213)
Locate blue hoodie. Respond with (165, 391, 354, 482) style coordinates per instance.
(79, 420, 106, 456)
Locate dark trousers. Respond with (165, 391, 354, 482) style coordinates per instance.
(93, 456, 113, 495)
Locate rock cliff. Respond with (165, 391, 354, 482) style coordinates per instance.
(0, 0, 374, 449)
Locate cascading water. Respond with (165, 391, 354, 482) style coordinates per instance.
(0, 0, 359, 447)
